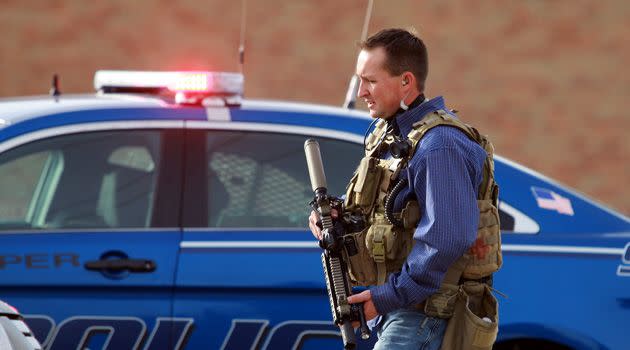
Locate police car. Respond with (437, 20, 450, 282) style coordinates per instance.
(0, 71, 628, 350)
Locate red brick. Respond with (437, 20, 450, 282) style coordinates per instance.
(0, 0, 627, 213)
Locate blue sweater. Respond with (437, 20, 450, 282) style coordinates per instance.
(370, 96, 487, 314)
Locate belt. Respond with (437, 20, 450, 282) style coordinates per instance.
(413, 301, 426, 312)
(460, 274, 493, 286)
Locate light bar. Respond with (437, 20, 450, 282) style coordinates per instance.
(94, 70, 243, 96)
(169, 72, 210, 92)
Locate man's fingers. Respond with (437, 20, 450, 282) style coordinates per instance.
(309, 224, 322, 240)
(347, 290, 370, 304)
(308, 221, 321, 236)
(308, 212, 322, 240)
(308, 211, 322, 240)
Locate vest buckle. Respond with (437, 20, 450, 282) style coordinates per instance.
(372, 241, 385, 263)
(371, 228, 386, 263)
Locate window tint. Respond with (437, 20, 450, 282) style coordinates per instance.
(205, 131, 362, 228)
(0, 131, 162, 230)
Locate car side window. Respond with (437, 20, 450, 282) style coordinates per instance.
(0, 131, 162, 230)
(497, 201, 539, 234)
(205, 131, 362, 228)
(0, 151, 52, 228)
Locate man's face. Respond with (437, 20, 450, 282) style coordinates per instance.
(356, 47, 404, 119)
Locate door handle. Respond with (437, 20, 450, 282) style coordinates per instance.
(84, 258, 156, 273)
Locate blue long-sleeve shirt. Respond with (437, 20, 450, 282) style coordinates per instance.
(369, 96, 487, 315)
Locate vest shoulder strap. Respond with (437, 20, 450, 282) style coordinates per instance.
(406, 109, 497, 202)
(407, 109, 481, 151)
(364, 119, 388, 157)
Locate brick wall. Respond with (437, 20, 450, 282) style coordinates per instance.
(1, 0, 628, 214)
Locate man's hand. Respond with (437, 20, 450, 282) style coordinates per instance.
(348, 290, 378, 324)
(308, 210, 323, 240)
(308, 209, 339, 241)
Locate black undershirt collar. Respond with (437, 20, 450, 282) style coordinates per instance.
(388, 94, 426, 136)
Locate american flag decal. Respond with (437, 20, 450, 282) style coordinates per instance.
(531, 187, 574, 216)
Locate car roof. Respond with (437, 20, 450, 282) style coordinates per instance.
(0, 94, 371, 126)
(0, 94, 166, 124)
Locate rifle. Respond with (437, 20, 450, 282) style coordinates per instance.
(304, 139, 370, 349)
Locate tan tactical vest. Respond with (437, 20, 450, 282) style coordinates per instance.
(342, 109, 502, 315)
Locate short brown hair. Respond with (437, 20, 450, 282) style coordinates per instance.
(360, 28, 428, 91)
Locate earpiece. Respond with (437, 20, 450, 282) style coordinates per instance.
(402, 79, 408, 86)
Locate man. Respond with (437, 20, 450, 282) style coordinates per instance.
(309, 28, 500, 349)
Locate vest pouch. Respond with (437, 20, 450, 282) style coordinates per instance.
(462, 199, 502, 280)
(424, 283, 459, 319)
(364, 221, 410, 285)
(343, 227, 378, 286)
(365, 222, 407, 260)
(353, 157, 382, 209)
(439, 283, 499, 350)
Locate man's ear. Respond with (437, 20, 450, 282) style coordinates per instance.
(401, 72, 415, 88)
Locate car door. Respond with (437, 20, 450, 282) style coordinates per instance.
(173, 125, 374, 349)
(0, 126, 184, 350)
